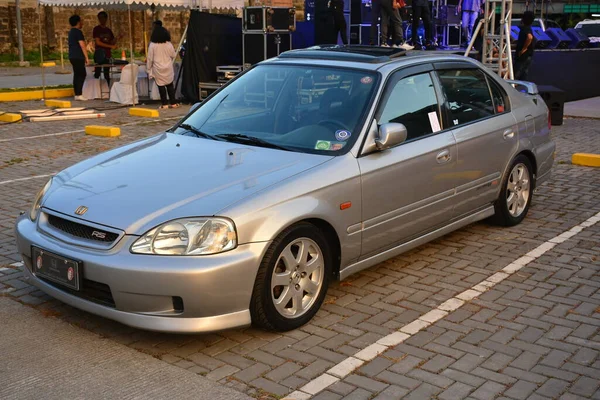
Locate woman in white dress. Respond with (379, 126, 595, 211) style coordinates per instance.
(147, 26, 179, 109)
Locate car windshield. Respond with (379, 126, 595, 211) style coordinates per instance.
(176, 64, 378, 154)
(578, 24, 600, 37)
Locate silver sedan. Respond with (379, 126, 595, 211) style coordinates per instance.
(15, 47, 555, 333)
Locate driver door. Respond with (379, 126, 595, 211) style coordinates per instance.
(358, 65, 458, 258)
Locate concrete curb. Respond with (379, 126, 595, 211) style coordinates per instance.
(0, 88, 74, 102)
(572, 153, 600, 167)
(85, 125, 121, 137)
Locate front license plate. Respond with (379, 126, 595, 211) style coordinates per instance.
(31, 247, 81, 291)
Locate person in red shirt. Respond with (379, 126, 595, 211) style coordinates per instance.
(93, 11, 116, 84)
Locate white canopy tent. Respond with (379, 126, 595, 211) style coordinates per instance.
(36, 0, 243, 103)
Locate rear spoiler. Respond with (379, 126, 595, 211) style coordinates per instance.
(506, 80, 539, 96)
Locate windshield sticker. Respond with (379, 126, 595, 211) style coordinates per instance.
(330, 142, 346, 151)
(428, 111, 441, 133)
(361, 76, 373, 84)
(315, 140, 332, 150)
(335, 130, 351, 141)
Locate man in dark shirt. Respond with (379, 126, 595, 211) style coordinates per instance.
(68, 15, 89, 101)
(411, 0, 433, 49)
(514, 11, 536, 80)
(93, 11, 116, 84)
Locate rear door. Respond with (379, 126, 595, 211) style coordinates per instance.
(434, 63, 518, 218)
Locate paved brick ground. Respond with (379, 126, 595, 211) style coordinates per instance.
(1, 110, 599, 399)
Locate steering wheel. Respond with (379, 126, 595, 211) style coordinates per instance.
(317, 119, 350, 132)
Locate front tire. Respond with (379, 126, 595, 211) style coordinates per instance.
(250, 223, 332, 331)
(491, 154, 534, 226)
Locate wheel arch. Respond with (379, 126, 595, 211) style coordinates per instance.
(302, 218, 342, 280)
(518, 149, 538, 188)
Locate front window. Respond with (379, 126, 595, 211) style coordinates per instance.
(578, 24, 600, 37)
(177, 64, 379, 154)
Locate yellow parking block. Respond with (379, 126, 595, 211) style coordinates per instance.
(0, 112, 22, 122)
(129, 107, 159, 118)
(572, 153, 600, 168)
(85, 125, 121, 137)
(41, 62, 56, 67)
(45, 99, 71, 108)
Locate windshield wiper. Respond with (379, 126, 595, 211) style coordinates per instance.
(215, 134, 290, 151)
(176, 123, 216, 140)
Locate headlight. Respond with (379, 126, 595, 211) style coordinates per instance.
(29, 178, 53, 221)
(131, 218, 237, 256)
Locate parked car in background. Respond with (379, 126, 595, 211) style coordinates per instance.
(511, 18, 561, 31)
(575, 19, 600, 44)
(15, 46, 555, 333)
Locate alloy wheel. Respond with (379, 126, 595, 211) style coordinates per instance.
(506, 162, 531, 218)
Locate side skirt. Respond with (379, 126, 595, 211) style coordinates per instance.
(339, 206, 495, 280)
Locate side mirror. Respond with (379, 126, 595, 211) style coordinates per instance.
(189, 102, 201, 113)
(375, 123, 407, 150)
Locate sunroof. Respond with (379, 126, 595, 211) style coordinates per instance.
(278, 45, 406, 63)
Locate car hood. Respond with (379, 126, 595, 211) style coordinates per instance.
(43, 133, 332, 235)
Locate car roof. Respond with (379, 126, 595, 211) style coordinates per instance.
(268, 45, 476, 71)
(577, 19, 600, 25)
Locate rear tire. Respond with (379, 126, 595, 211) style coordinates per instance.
(250, 223, 332, 331)
(490, 154, 535, 227)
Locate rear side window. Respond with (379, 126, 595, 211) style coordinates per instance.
(487, 77, 509, 114)
(437, 69, 496, 126)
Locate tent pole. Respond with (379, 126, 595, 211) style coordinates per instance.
(174, 23, 188, 64)
(38, 4, 46, 101)
(128, 4, 135, 106)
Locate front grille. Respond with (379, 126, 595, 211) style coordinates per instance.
(47, 214, 119, 243)
(39, 276, 115, 308)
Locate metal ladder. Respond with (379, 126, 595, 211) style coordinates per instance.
(464, 0, 514, 80)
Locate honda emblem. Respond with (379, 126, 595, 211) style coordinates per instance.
(74, 206, 88, 216)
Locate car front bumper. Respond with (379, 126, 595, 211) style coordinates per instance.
(15, 214, 270, 333)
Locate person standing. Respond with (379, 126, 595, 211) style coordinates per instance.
(93, 11, 116, 85)
(68, 15, 89, 101)
(458, 0, 484, 46)
(147, 26, 179, 109)
(330, 0, 348, 44)
(514, 11, 537, 80)
(370, 0, 380, 45)
(380, 0, 413, 49)
(411, 0, 433, 49)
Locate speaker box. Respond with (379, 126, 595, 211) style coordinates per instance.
(538, 85, 565, 126)
(532, 27, 552, 49)
(437, 5, 460, 25)
(243, 7, 296, 32)
(350, 23, 379, 45)
(565, 28, 590, 49)
(546, 28, 572, 49)
(351, 0, 362, 24)
(243, 33, 292, 65)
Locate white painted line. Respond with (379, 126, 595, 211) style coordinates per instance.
(438, 298, 465, 312)
(456, 289, 482, 301)
(487, 271, 510, 283)
(327, 357, 364, 379)
(281, 210, 600, 399)
(376, 332, 410, 347)
(354, 343, 388, 362)
(419, 309, 448, 324)
(284, 391, 311, 400)
(299, 374, 339, 395)
(400, 319, 431, 335)
(0, 173, 55, 186)
(472, 280, 495, 292)
(10, 262, 24, 267)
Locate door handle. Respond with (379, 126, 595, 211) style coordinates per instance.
(503, 130, 515, 139)
(436, 149, 451, 164)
